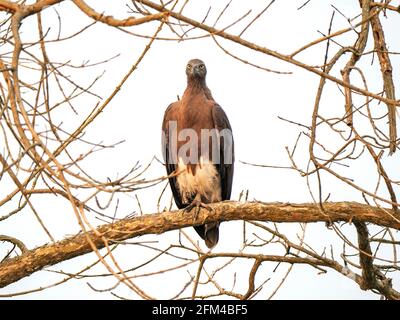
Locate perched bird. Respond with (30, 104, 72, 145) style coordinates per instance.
(162, 58, 234, 248)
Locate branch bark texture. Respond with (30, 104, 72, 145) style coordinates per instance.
(0, 201, 399, 288)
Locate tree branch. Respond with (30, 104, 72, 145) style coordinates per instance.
(0, 0, 64, 15)
(0, 235, 27, 254)
(72, 0, 168, 27)
(354, 221, 376, 290)
(0, 0, 19, 12)
(370, 9, 397, 153)
(0, 201, 399, 289)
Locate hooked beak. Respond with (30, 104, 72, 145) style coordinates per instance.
(193, 66, 201, 77)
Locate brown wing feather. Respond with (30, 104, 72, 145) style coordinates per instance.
(212, 104, 234, 200)
(162, 103, 186, 209)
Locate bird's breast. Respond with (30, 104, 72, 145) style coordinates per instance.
(176, 157, 221, 204)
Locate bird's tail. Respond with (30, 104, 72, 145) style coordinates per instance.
(194, 222, 219, 249)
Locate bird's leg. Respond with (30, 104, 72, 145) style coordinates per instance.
(184, 193, 212, 221)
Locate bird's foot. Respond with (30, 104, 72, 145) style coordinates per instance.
(184, 199, 212, 221)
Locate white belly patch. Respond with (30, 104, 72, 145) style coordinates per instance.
(176, 158, 221, 203)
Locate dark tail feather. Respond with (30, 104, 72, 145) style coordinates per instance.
(194, 223, 219, 248)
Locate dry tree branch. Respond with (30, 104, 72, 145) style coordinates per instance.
(370, 9, 397, 154)
(0, 0, 63, 16)
(0, 235, 27, 254)
(0, 201, 399, 289)
(72, 0, 169, 27)
(354, 221, 376, 290)
(340, 0, 370, 126)
(370, 2, 400, 12)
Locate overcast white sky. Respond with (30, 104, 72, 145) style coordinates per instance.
(1, 0, 400, 299)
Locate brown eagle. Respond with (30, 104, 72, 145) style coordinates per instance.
(162, 59, 234, 248)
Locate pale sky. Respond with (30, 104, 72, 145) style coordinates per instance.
(1, 0, 400, 299)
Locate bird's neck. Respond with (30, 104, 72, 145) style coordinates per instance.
(184, 78, 213, 100)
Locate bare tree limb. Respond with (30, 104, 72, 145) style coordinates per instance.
(0, 235, 27, 254)
(354, 221, 376, 290)
(370, 9, 397, 153)
(1, 201, 399, 289)
(72, 0, 168, 27)
(340, 0, 370, 126)
(0, 0, 63, 16)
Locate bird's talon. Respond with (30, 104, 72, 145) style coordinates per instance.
(184, 200, 212, 221)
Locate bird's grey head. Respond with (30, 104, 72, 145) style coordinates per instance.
(186, 59, 207, 80)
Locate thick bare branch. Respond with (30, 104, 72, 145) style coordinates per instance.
(1, 201, 399, 289)
(354, 221, 376, 290)
(370, 10, 397, 153)
(0, 0, 63, 16)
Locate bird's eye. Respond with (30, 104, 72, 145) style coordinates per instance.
(187, 64, 192, 69)
(199, 65, 205, 69)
